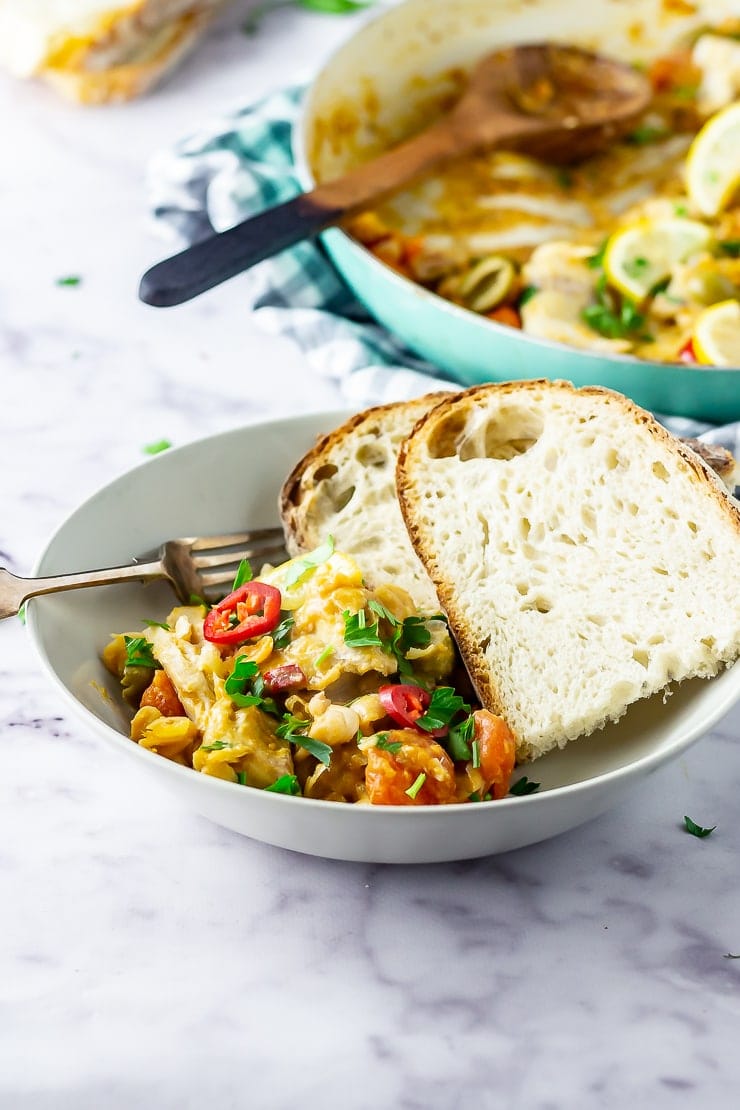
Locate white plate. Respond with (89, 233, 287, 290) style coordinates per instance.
(28, 410, 740, 863)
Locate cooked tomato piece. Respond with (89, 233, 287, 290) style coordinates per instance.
(203, 582, 282, 646)
(487, 304, 522, 328)
(365, 730, 457, 806)
(474, 710, 517, 800)
(140, 670, 185, 717)
(677, 338, 698, 365)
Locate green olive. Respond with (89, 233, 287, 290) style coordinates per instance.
(121, 665, 154, 708)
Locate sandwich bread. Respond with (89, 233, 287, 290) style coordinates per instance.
(397, 380, 740, 761)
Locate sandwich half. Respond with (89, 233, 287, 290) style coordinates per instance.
(397, 379, 740, 761)
(0, 0, 227, 103)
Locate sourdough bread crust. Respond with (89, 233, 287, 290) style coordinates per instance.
(280, 393, 453, 609)
(397, 379, 740, 759)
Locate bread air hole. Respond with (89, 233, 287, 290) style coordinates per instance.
(356, 443, 388, 468)
(521, 596, 552, 614)
(428, 406, 544, 461)
(329, 485, 356, 512)
(652, 460, 670, 481)
(313, 464, 338, 482)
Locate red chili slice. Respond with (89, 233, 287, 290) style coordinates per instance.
(203, 582, 282, 646)
(677, 338, 698, 365)
(378, 684, 447, 738)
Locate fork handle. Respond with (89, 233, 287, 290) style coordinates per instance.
(0, 560, 164, 620)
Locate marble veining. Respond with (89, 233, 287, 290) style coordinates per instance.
(0, 2, 739, 1107)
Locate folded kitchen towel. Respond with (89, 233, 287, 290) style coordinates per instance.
(147, 84, 740, 459)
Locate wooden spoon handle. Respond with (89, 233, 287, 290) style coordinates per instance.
(139, 116, 493, 308)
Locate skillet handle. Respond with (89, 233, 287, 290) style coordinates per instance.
(138, 193, 342, 307)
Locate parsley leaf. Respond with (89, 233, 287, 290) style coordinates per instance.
(142, 619, 170, 630)
(283, 535, 335, 587)
(586, 240, 608, 269)
(683, 815, 716, 838)
(297, 0, 370, 11)
(343, 608, 384, 649)
(123, 635, 160, 670)
(416, 687, 470, 733)
(276, 714, 332, 766)
(719, 240, 740, 258)
(200, 740, 230, 751)
(447, 714, 475, 760)
(56, 275, 82, 287)
(236, 771, 247, 785)
(142, 439, 171, 455)
(405, 772, 426, 799)
(314, 644, 335, 667)
(469, 791, 492, 803)
(582, 275, 650, 341)
(626, 124, 670, 145)
(264, 773, 302, 795)
(375, 733, 402, 754)
(271, 613, 295, 650)
(509, 776, 541, 796)
(224, 656, 279, 716)
(519, 284, 539, 306)
(231, 558, 253, 590)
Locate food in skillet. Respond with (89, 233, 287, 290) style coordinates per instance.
(102, 542, 517, 805)
(348, 22, 740, 367)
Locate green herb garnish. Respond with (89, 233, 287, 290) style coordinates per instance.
(375, 733, 402, 754)
(626, 125, 670, 146)
(142, 439, 171, 455)
(468, 791, 492, 803)
(586, 240, 608, 269)
(405, 772, 426, 799)
(268, 613, 293, 650)
(56, 275, 82, 287)
(200, 740, 230, 751)
(224, 656, 279, 716)
(447, 714, 475, 761)
(719, 240, 740, 258)
(236, 771, 247, 785)
(519, 284, 539, 306)
(416, 686, 470, 733)
(471, 739, 480, 769)
(17, 603, 26, 625)
(314, 644, 335, 667)
(123, 635, 160, 670)
(276, 713, 332, 766)
(264, 773, 302, 795)
(343, 608, 384, 649)
(582, 276, 650, 340)
(509, 776, 541, 796)
(555, 168, 573, 189)
(142, 619, 170, 630)
(683, 815, 716, 838)
(231, 558, 253, 590)
(283, 535, 335, 587)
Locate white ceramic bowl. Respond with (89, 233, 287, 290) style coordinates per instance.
(28, 411, 740, 863)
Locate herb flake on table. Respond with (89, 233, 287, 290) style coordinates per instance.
(56, 275, 82, 287)
(142, 439, 172, 455)
(683, 815, 716, 838)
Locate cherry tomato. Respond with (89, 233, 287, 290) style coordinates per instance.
(378, 683, 447, 738)
(203, 582, 282, 646)
(140, 670, 185, 717)
(487, 304, 522, 329)
(473, 710, 517, 800)
(365, 730, 457, 806)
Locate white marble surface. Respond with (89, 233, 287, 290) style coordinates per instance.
(1, 3, 740, 1107)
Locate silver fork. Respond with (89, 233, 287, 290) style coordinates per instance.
(0, 527, 288, 620)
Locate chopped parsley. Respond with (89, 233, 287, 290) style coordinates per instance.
(626, 124, 670, 146)
(188, 593, 209, 608)
(683, 815, 716, 838)
(264, 773, 302, 795)
(719, 240, 740, 258)
(447, 714, 475, 761)
(17, 603, 26, 625)
(471, 739, 480, 769)
(555, 168, 573, 190)
(405, 772, 426, 799)
(200, 740, 230, 751)
(231, 558, 253, 590)
(586, 239, 608, 269)
(123, 635, 160, 670)
(276, 713, 332, 766)
(582, 276, 651, 341)
(364, 599, 434, 678)
(224, 656, 279, 716)
(236, 771, 247, 785)
(142, 619, 170, 630)
(343, 608, 384, 649)
(283, 535, 334, 587)
(375, 733, 402, 754)
(509, 776, 541, 796)
(416, 686, 470, 733)
(271, 613, 295, 650)
(314, 644, 335, 667)
(142, 439, 171, 455)
(519, 284, 539, 306)
(469, 791, 492, 803)
(56, 275, 82, 287)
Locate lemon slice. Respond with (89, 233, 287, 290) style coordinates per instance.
(685, 102, 740, 218)
(603, 218, 713, 302)
(692, 300, 740, 367)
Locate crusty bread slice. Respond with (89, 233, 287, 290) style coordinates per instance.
(280, 394, 452, 613)
(397, 380, 740, 761)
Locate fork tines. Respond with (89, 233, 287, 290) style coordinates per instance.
(191, 527, 288, 595)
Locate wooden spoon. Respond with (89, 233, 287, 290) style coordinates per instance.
(139, 43, 650, 307)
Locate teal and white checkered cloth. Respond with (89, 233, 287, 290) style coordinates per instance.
(148, 85, 740, 460)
